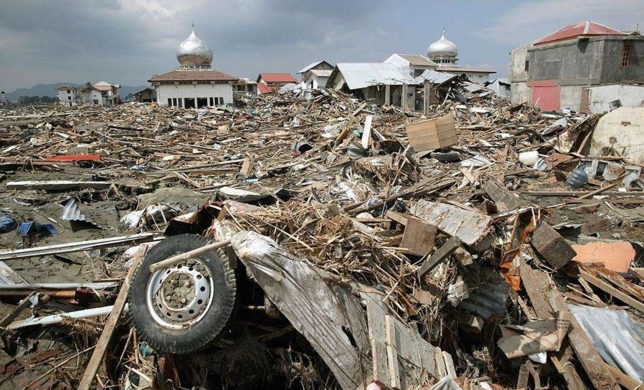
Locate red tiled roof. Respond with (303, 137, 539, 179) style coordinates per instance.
(257, 83, 274, 94)
(149, 69, 237, 82)
(257, 73, 298, 83)
(535, 21, 626, 46)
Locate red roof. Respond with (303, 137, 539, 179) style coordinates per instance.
(535, 21, 626, 46)
(257, 83, 274, 94)
(149, 69, 237, 82)
(257, 73, 298, 84)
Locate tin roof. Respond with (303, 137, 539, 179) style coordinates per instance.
(397, 54, 438, 67)
(297, 60, 333, 74)
(436, 66, 496, 74)
(535, 21, 627, 46)
(414, 69, 458, 85)
(327, 63, 417, 90)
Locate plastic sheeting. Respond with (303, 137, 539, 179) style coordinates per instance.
(570, 305, 644, 381)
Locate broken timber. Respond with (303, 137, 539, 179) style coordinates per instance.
(6, 180, 113, 191)
(410, 200, 490, 246)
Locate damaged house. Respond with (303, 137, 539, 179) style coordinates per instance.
(510, 20, 644, 113)
(326, 63, 417, 108)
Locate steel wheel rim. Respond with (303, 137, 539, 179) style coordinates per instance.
(145, 257, 215, 330)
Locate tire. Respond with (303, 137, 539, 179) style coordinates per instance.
(129, 234, 236, 354)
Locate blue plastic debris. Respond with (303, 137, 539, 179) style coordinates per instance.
(19, 221, 58, 237)
(0, 215, 18, 233)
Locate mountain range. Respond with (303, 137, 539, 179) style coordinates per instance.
(3, 83, 149, 102)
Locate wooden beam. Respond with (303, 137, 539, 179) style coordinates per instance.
(417, 237, 460, 278)
(579, 269, 644, 314)
(78, 257, 141, 390)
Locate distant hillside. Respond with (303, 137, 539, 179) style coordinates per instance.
(4, 83, 149, 102)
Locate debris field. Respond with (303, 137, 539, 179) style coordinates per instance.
(0, 85, 643, 390)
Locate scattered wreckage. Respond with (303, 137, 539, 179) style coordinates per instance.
(0, 85, 643, 390)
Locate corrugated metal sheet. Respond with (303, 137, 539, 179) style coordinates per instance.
(459, 271, 510, 319)
(414, 69, 457, 86)
(333, 63, 417, 90)
(570, 305, 644, 381)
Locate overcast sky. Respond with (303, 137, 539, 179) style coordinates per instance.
(1, 0, 643, 91)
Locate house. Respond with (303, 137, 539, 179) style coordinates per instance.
(326, 63, 417, 108)
(297, 61, 334, 76)
(484, 78, 511, 98)
(427, 30, 496, 82)
(92, 81, 121, 105)
(256, 73, 298, 94)
(509, 21, 644, 112)
(384, 54, 438, 77)
(56, 82, 120, 106)
(233, 78, 258, 97)
(301, 69, 332, 90)
(414, 69, 459, 106)
(148, 28, 238, 108)
(132, 88, 157, 103)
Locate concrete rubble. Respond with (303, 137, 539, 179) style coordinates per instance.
(0, 85, 643, 390)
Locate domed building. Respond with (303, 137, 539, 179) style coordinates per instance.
(428, 30, 459, 65)
(428, 29, 496, 83)
(148, 27, 238, 108)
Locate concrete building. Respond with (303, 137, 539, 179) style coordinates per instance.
(326, 63, 417, 108)
(509, 21, 644, 112)
(56, 82, 120, 106)
(148, 28, 237, 108)
(427, 30, 496, 83)
(234, 78, 258, 97)
(256, 73, 298, 94)
(384, 54, 437, 77)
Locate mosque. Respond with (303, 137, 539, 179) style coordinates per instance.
(148, 27, 238, 108)
(427, 30, 495, 82)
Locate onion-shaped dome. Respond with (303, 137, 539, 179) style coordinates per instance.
(427, 29, 459, 61)
(177, 29, 213, 69)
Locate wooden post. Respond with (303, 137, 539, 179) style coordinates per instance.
(423, 80, 431, 116)
(401, 83, 408, 111)
(384, 85, 391, 106)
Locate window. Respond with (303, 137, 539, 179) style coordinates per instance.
(210, 97, 214, 106)
(167, 98, 172, 106)
(172, 98, 178, 106)
(66, 89, 71, 94)
(197, 97, 208, 108)
(68, 96, 71, 100)
(219, 96, 224, 105)
(178, 98, 183, 108)
(524, 60, 529, 72)
(621, 43, 631, 67)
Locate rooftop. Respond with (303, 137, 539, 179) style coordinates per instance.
(436, 66, 496, 74)
(149, 69, 237, 83)
(327, 63, 417, 90)
(258, 73, 298, 84)
(397, 54, 438, 67)
(535, 20, 627, 46)
(297, 60, 333, 74)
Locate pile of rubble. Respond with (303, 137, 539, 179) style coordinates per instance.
(0, 87, 643, 390)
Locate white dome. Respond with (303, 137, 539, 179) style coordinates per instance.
(427, 30, 459, 61)
(177, 30, 213, 69)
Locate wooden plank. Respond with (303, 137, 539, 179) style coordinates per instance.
(367, 295, 389, 387)
(442, 351, 456, 378)
(516, 363, 530, 390)
(371, 339, 389, 387)
(519, 260, 555, 318)
(400, 218, 437, 256)
(78, 256, 141, 390)
(0, 292, 36, 330)
(385, 315, 401, 389)
(531, 223, 576, 268)
(410, 200, 490, 246)
(417, 237, 460, 278)
(579, 269, 644, 314)
(548, 291, 619, 390)
(483, 178, 521, 212)
(386, 211, 411, 226)
(605, 363, 644, 390)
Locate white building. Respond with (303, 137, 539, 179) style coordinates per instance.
(384, 54, 437, 77)
(149, 28, 237, 108)
(56, 82, 120, 106)
(301, 69, 332, 90)
(428, 30, 496, 83)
